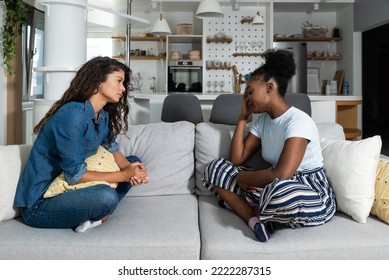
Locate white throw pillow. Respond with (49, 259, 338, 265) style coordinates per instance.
(0, 145, 32, 222)
(320, 136, 382, 223)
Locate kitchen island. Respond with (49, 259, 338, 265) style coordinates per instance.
(129, 92, 362, 140)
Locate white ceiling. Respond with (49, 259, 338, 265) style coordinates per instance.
(87, 0, 350, 14)
(86, 0, 352, 33)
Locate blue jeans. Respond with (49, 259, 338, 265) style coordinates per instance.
(21, 155, 140, 229)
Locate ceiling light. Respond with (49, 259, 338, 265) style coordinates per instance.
(196, 0, 224, 19)
(150, 0, 171, 35)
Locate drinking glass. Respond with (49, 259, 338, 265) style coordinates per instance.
(219, 81, 225, 92)
(212, 81, 218, 92)
(206, 80, 212, 92)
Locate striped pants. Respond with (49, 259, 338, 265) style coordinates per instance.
(202, 158, 336, 228)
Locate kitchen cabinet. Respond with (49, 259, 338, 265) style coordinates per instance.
(336, 100, 362, 140)
(166, 35, 203, 61)
(309, 95, 362, 140)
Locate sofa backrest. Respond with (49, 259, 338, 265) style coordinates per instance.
(117, 121, 196, 196)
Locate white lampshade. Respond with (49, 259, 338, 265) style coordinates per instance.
(196, 0, 224, 19)
(251, 12, 264, 25)
(151, 13, 172, 35)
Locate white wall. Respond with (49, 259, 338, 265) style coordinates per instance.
(0, 5, 6, 145)
(354, 0, 389, 32)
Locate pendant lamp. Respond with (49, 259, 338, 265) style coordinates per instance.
(196, 0, 224, 19)
(251, 11, 265, 25)
(151, 0, 172, 35)
(251, 2, 265, 25)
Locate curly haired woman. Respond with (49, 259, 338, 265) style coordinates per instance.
(15, 56, 148, 232)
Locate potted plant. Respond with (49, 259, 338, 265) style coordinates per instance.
(1, 0, 27, 75)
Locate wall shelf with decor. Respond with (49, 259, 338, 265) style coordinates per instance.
(308, 55, 342, 61)
(233, 53, 263, 57)
(113, 55, 166, 61)
(206, 38, 233, 44)
(273, 37, 343, 42)
(206, 66, 232, 71)
(112, 36, 166, 42)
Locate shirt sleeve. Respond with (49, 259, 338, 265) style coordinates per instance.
(52, 108, 88, 185)
(285, 111, 316, 142)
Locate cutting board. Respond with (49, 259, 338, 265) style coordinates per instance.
(334, 70, 344, 95)
(232, 65, 241, 93)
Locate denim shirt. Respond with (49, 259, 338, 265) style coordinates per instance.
(14, 100, 119, 208)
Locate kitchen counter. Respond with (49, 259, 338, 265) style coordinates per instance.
(128, 93, 362, 129)
(131, 92, 362, 101)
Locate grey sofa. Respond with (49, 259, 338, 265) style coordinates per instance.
(1, 121, 389, 260)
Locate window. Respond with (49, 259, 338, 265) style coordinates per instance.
(22, 4, 44, 100)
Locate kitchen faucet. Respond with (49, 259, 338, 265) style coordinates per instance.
(150, 76, 156, 93)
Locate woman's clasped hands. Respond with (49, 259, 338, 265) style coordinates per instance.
(123, 162, 149, 186)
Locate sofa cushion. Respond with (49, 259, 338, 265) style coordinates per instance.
(371, 158, 389, 224)
(320, 136, 382, 223)
(0, 195, 200, 259)
(117, 121, 195, 196)
(198, 195, 389, 259)
(43, 146, 120, 198)
(0, 145, 31, 222)
(316, 122, 345, 140)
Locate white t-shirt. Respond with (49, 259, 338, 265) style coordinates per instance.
(249, 106, 323, 171)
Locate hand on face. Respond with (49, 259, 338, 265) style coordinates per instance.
(241, 87, 253, 120)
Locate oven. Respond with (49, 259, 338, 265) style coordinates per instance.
(168, 61, 203, 93)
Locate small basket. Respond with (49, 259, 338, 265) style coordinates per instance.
(170, 51, 181, 60)
(188, 50, 201, 60)
(302, 26, 328, 37)
(176, 23, 193, 35)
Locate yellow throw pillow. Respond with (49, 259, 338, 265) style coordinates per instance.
(371, 158, 389, 224)
(43, 146, 120, 198)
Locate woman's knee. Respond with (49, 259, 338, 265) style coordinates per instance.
(91, 185, 120, 209)
(127, 155, 142, 163)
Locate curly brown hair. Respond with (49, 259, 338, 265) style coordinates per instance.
(33, 56, 131, 143)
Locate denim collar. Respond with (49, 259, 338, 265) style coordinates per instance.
(85, 99, 107, 122)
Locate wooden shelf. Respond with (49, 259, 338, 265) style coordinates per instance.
(169, 59, 202, 62)
(233, 52, 263, 57)
(113, 55, 166, 60)
(241, 17, 254, 24)
(112, 36, 166, 41)
(273, 37, 343, 42)
(206, 66, 232, 71)
(206, 38, 233, 43)
(308, 55, 342, 61)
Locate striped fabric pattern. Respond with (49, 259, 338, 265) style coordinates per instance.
(202, 158, 336, 228)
